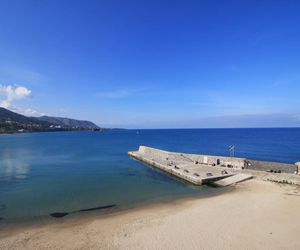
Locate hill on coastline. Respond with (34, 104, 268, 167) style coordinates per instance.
(34, 116, 99, 129)
(0, 107, 101, 134)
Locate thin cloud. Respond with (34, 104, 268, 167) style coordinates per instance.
(16, 107, 44, 117)
(96, 89, 131, 99)
(96, 87, 160, 99)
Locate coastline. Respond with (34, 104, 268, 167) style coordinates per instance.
(1, 179, 300, 250)
(0, 184, 230, 233)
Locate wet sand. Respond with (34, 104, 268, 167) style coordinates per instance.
(1, 179, 300, 250)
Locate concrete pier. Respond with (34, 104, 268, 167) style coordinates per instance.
(128, 146, 300, 186)
(128, 146, 246, 186)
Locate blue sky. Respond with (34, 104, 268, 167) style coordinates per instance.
(0, 0, 300, 128)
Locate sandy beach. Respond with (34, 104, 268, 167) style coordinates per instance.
(1, 179, 300, 250)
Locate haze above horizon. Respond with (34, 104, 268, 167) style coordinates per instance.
(0, 0, 300, 129)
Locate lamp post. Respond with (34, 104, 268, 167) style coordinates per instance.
(229, 145, 235, 158)
(229, 145, 235, 167)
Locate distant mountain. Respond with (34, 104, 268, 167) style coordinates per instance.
(0, 107, 38, 124)
(0, 107, 102, 134)
(34, 116, 99, 129)
(0, 107, 50, 133)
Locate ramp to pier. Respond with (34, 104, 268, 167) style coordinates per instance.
(213, 173, 253, 187)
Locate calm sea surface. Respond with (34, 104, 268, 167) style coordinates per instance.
(0, 128, 300, 222)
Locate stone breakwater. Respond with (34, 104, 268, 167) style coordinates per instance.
(128, 146, 300, 186)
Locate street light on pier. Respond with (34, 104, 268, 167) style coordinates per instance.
(229, 145, 235, 158)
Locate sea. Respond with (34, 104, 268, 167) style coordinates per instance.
(0, 128, 300, 223)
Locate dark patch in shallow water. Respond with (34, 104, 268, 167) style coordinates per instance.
(50, 212, 69, 218)
(79, 204, 116, 212)
(50, 204, 117, 218)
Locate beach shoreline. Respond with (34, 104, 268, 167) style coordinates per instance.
(0, 184, 231, 236)
(1, 179, 300, 250)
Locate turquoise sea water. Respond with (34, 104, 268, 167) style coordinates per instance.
(0, 128, 300, 222)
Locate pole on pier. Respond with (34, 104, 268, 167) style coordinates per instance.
(229, 145, 235, 158)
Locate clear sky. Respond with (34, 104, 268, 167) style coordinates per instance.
(0, 0, 300, 128)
